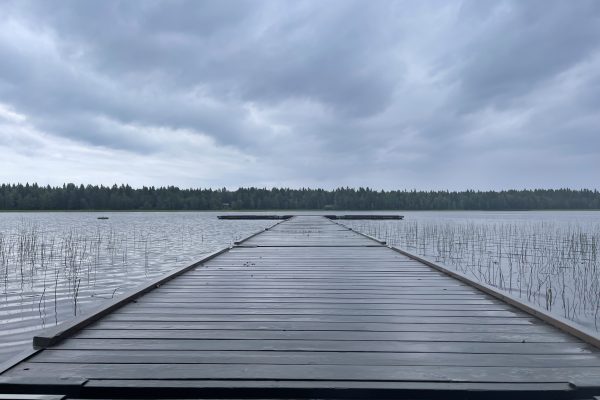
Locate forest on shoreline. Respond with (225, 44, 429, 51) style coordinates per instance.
(0, 184, 599, 211)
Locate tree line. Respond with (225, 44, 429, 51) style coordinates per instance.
(0, 184, 599, 210)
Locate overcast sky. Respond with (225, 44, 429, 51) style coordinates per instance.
(0, 1, 599, 190)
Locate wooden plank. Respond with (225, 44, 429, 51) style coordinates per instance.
(72, 328, 576, 343)
(161, 283, 466, 288)
(184, 276, 454, 280)
(82, 378, 575, 393)
(101, 313, 536, 324)
(158, 284, 472, 290)
(140, 292, 489, 299)
(33, 349, 600, 367)
(138, 293, 494, 300)
(49, 338, 592, 354)
(128, 301, 511, 309)
(88, 320, 557, 334)
(163, 276, 467, 282)
(117, 306, 522, 318)
(8, 363, 600, 385)
(150, 288, 482, 295)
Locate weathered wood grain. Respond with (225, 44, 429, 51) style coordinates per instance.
(1, 215, 600, 399)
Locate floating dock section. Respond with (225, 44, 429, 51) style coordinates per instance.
(0, 216, 599, 399)
(324, 214, 403, 220)
(218, 214, 404, 220)
(217, 215, 293, 220)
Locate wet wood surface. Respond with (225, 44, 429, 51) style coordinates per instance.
(2, 216, 600, 398)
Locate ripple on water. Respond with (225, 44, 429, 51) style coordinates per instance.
(0, 211, 276, 359)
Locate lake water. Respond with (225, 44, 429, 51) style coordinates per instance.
(0, 211, 276, 359)
(1, 210, 599, 360)
(343, 211, 600, 331)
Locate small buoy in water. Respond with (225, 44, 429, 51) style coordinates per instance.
(97, 216, 109, 220)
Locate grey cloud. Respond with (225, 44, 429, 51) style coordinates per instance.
(454, 0, 600, 112)
(0, 0, 599, 189)
(13, 1, 400, 117)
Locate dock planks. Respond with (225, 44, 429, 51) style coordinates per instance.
(1, 216, 599, 399)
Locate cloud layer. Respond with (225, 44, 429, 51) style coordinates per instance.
(1, 0, 599, 189)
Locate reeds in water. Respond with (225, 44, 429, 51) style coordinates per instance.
(0, 221, 195, 326)
(346, 219, 600, 330)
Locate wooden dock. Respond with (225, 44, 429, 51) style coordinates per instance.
(217, 214, 403, 220)
(1, 216, 600, 399)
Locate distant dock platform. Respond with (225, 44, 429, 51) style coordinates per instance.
(324, 214, 404, 220)
(218, 214, 404, 220)
(217, 214, 293, 220)
(1, 216, 598, 399)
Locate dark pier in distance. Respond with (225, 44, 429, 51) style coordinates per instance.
(324, 214, 404, 220)
(217, 214, 293, 220)
(218, 214, 404, 220)
(0, 216, 599, 399)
